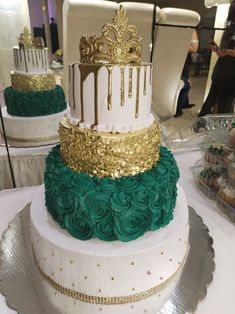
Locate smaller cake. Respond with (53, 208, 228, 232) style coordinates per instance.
(204, 144, 229, 165)
(228, 162, 235, 182)
(218, 184, 235, 209)
(199, 167, 221, 191)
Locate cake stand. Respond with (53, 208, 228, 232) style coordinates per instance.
(0, 205, 215, 314)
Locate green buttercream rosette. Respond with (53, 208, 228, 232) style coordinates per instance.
(4, 85, 66, 117)
(45, 145, 180, 242)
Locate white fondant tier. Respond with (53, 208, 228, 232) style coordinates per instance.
(0, 106, 68, 145)
(13, 47, 49, 74)
(68, 63, 154, 132)
(30, 185, 189, 314)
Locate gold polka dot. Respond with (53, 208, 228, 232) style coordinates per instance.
(99, 289, 102, 293)
(147, 271, 151, 275)
(131, 262, 134, 266)
(169, 258, 172, 262)
(179, 238, 182, 241)
(144, 310, 148, 313)
(54, 292, 57, 296)
(132, 288, 135, 291)
(97, 264, 100, 267)
(178, 262, 181, 265)
(99, 308, 102, 311)
(160, 252, 164, 255)
(84, 276, 88, 280)
(111, 277, 114, 280)
(60, 268, 63, 272)
(52, 272, 54, 276)
(185, 241, 187, 245)
(72, 283, 75, 287)
(43, 257, 46, 261)
(52, 252, 54, 257)
(131, 305, 134, 309)
(70, 260, 74, 264)
(74, 301, 77, 305)
(158, 293, 161, 297)
(160, 276, 163, 280)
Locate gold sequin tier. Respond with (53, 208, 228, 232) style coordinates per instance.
(11, 71, 56, 91)
(59, 118, 161, 178)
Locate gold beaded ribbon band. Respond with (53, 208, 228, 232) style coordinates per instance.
(4, 133, 59, 143)
(11, 71, 56, 91)
(33, 246, 189, 305)
(59, 118, 161, 178)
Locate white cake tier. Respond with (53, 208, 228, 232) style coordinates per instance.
(68, 63, 154, 132)
(30, 185, 189, 314)
(0, 106, 67, 145)
(13, 47, 49, 74)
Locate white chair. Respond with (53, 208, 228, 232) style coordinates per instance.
(152, 8, 200, 117)
(63, 0, 200, 117)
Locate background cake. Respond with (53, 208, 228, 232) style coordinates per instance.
(0, 27, 67, 146)
(30, 7, 189, 313)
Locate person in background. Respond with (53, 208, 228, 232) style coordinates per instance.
(198, 0, 235, 117)
(174, 30, 199, 117)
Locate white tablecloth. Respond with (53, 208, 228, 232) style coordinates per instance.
(0, 144, 54, 190)
(0, 150, 235, 313)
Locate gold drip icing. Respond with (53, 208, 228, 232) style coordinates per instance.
(79, 6, 142, 65)
(11, 72, 56, 91)
(41, 50, 44, 68)
(31, 50, 35, 66)
(128, 66, 133, 98)
(107, 66, 112, 110)
(143, 65, 147, 96)
(27, 50, 30, 62)
(120, 66, 125, 106)
(72, 64, 76, 111)
(79, 65, 102, 127)
(135, 66, 141, 118)
(23, 49, 28, 73)
(35, 50, 38, 66)
(59, 118, 160, 178)
(19, 49, 22, 62)
(44, 50, 47, 71)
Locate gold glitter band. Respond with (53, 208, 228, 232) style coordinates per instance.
(11, 72, 56, 91)
(59, 119, 161, 178)
(33, 246, 189, 305)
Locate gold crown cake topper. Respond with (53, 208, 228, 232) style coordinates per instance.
(79, 5, 142, 64)
(18, 27, 45, 49)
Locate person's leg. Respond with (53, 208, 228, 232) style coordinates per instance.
(216, 80, 235, 113)
(174, 77, 188, 117)
(198, 83, 217, 117)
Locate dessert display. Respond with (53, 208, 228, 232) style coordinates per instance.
(1, 27, 67, 145)
(30, 7, 189, 313)
(192, 120, 235, 220)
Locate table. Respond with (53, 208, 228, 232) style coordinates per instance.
(0, 150, 235, 313)
(0, 141, 55, 189)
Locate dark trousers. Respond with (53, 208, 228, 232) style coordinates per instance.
(176, 76, 190, 114)
(198, 80, 235, 117)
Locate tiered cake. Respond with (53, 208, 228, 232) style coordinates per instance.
(30, 7, 189, 314)
(1, 27, 67, 145)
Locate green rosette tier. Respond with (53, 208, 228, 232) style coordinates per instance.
(45, 145, 180, 242)
(4, 85, 67, 117)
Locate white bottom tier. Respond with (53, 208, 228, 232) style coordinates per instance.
(30, 185, 189, 314)
(0, 106, 68, 146)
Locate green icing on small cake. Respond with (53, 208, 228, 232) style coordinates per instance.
(44, 145, 180, 242)
(208, 145, 226, 156)
(4, 85, 66, 117)
(200, 168, 220, 180)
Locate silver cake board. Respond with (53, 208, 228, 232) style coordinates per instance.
(0, 205, 215, 314)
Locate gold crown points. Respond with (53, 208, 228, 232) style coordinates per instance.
(80, 5, 142, 65)
(18, 27, 45, 49)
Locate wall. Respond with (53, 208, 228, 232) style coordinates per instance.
(0, 0, 30, 89)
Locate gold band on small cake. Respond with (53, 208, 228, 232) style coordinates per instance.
(11, 72, 56, 91)
(59, 118, 161, 178)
